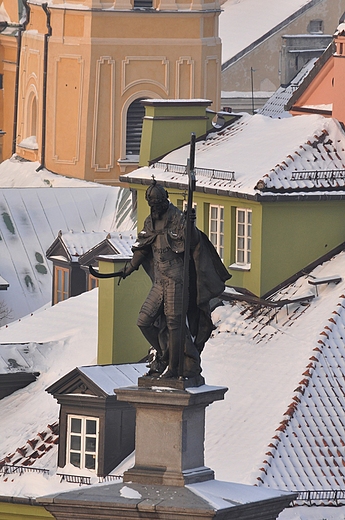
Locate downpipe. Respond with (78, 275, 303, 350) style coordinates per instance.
(36, 3, 52, 172)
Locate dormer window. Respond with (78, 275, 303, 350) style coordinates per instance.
(308, 20, 323, 34)
(55, 266, 70, 303)
(46, 364, 147, 477)
(87, 273, 99, 291)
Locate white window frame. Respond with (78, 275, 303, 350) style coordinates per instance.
(182, 200, 197, 212)
(209, 204, 224, 260)
(67, 415, 99, 472)
(235, 208, 252, 267)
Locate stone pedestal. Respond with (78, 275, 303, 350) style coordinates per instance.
(115, 384, 227, 487)
(39, 380, 297, 520)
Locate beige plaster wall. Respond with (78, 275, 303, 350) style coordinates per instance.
(2, 0, 21, 23)
(12, 1, 221, 184)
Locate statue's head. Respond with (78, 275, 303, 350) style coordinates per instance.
(145, 178, 169, 218)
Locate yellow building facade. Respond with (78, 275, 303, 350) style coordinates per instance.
(1, 0, 221, 184)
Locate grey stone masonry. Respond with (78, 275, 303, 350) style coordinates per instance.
(116, 384, 228, 487)
(38, 381, 297, 519)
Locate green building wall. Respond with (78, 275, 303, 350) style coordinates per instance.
(0, 501, 53, 519)
(134, 183, 345, 298)
(260, 199, 345, 296)
(97, 257, 152, 365)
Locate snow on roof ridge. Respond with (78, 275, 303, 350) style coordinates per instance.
(256, 292, 345, 493)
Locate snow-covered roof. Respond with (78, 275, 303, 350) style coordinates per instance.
(78, 364, 147, 395)
(122, 113, 345, 198)
(286, 41, 335, 115)
(3, 247, 345, 512)
(0, 289, 98, 487)
(0, 158, 135, 323)
(0, 156, 102, 188)
(203, 250, 345, 497)
(220, 0, 311, 65)
(260, 298, 345, 491)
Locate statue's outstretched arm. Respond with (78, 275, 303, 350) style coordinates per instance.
(121, 249, 147, 278)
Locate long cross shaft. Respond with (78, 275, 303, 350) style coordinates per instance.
(178, 133, 196, 377)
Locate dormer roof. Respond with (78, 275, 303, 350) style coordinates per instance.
(78, 232, 136, 267)
(46, 363, 147, 399)
(46, 231, 136, 265)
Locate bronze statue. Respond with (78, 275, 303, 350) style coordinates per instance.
(90, 135, 231, 381)
(119, 179, 231, 380)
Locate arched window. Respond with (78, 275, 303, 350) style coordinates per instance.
(126, 98, 146, 157)
(30, 95, 38, 137)
(25, 90, 38, 139)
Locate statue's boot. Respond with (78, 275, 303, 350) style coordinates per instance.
(138, 324, 161, 354)
(160, 327, 180, 378)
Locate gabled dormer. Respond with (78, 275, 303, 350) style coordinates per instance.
(46, 230, 97, 305)
(46, 363, 147, 477)
(78, 231, 136, 291)
(46, 230, 136, 304)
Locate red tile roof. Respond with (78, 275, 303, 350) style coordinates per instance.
(258, 296, 345, 495)
(0, 422, 58, 470)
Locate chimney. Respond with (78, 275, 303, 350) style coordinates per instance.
(139, 99, 214, 166)
(97, 256, 151, 365)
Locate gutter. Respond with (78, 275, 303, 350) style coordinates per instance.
(120, 175, 345, 203)
(12, 0, 30, 155)
(36, 3, 52, 172)
(256, 192, 345, 202)
(0, 495, 38, 506)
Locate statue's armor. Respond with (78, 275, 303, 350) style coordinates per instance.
(138, 214, 183, 322)
(130, 195, 230, 378)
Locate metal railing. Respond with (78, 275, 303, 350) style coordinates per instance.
(57, 472, 123, 486)
(0, 463, 49, 475)
(98, 474, 122, 483)
(153, 162, 236, 182)
(291, 170, 345, 181)
(293, 490, 345, 506)
(58, 473, 91, 486)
